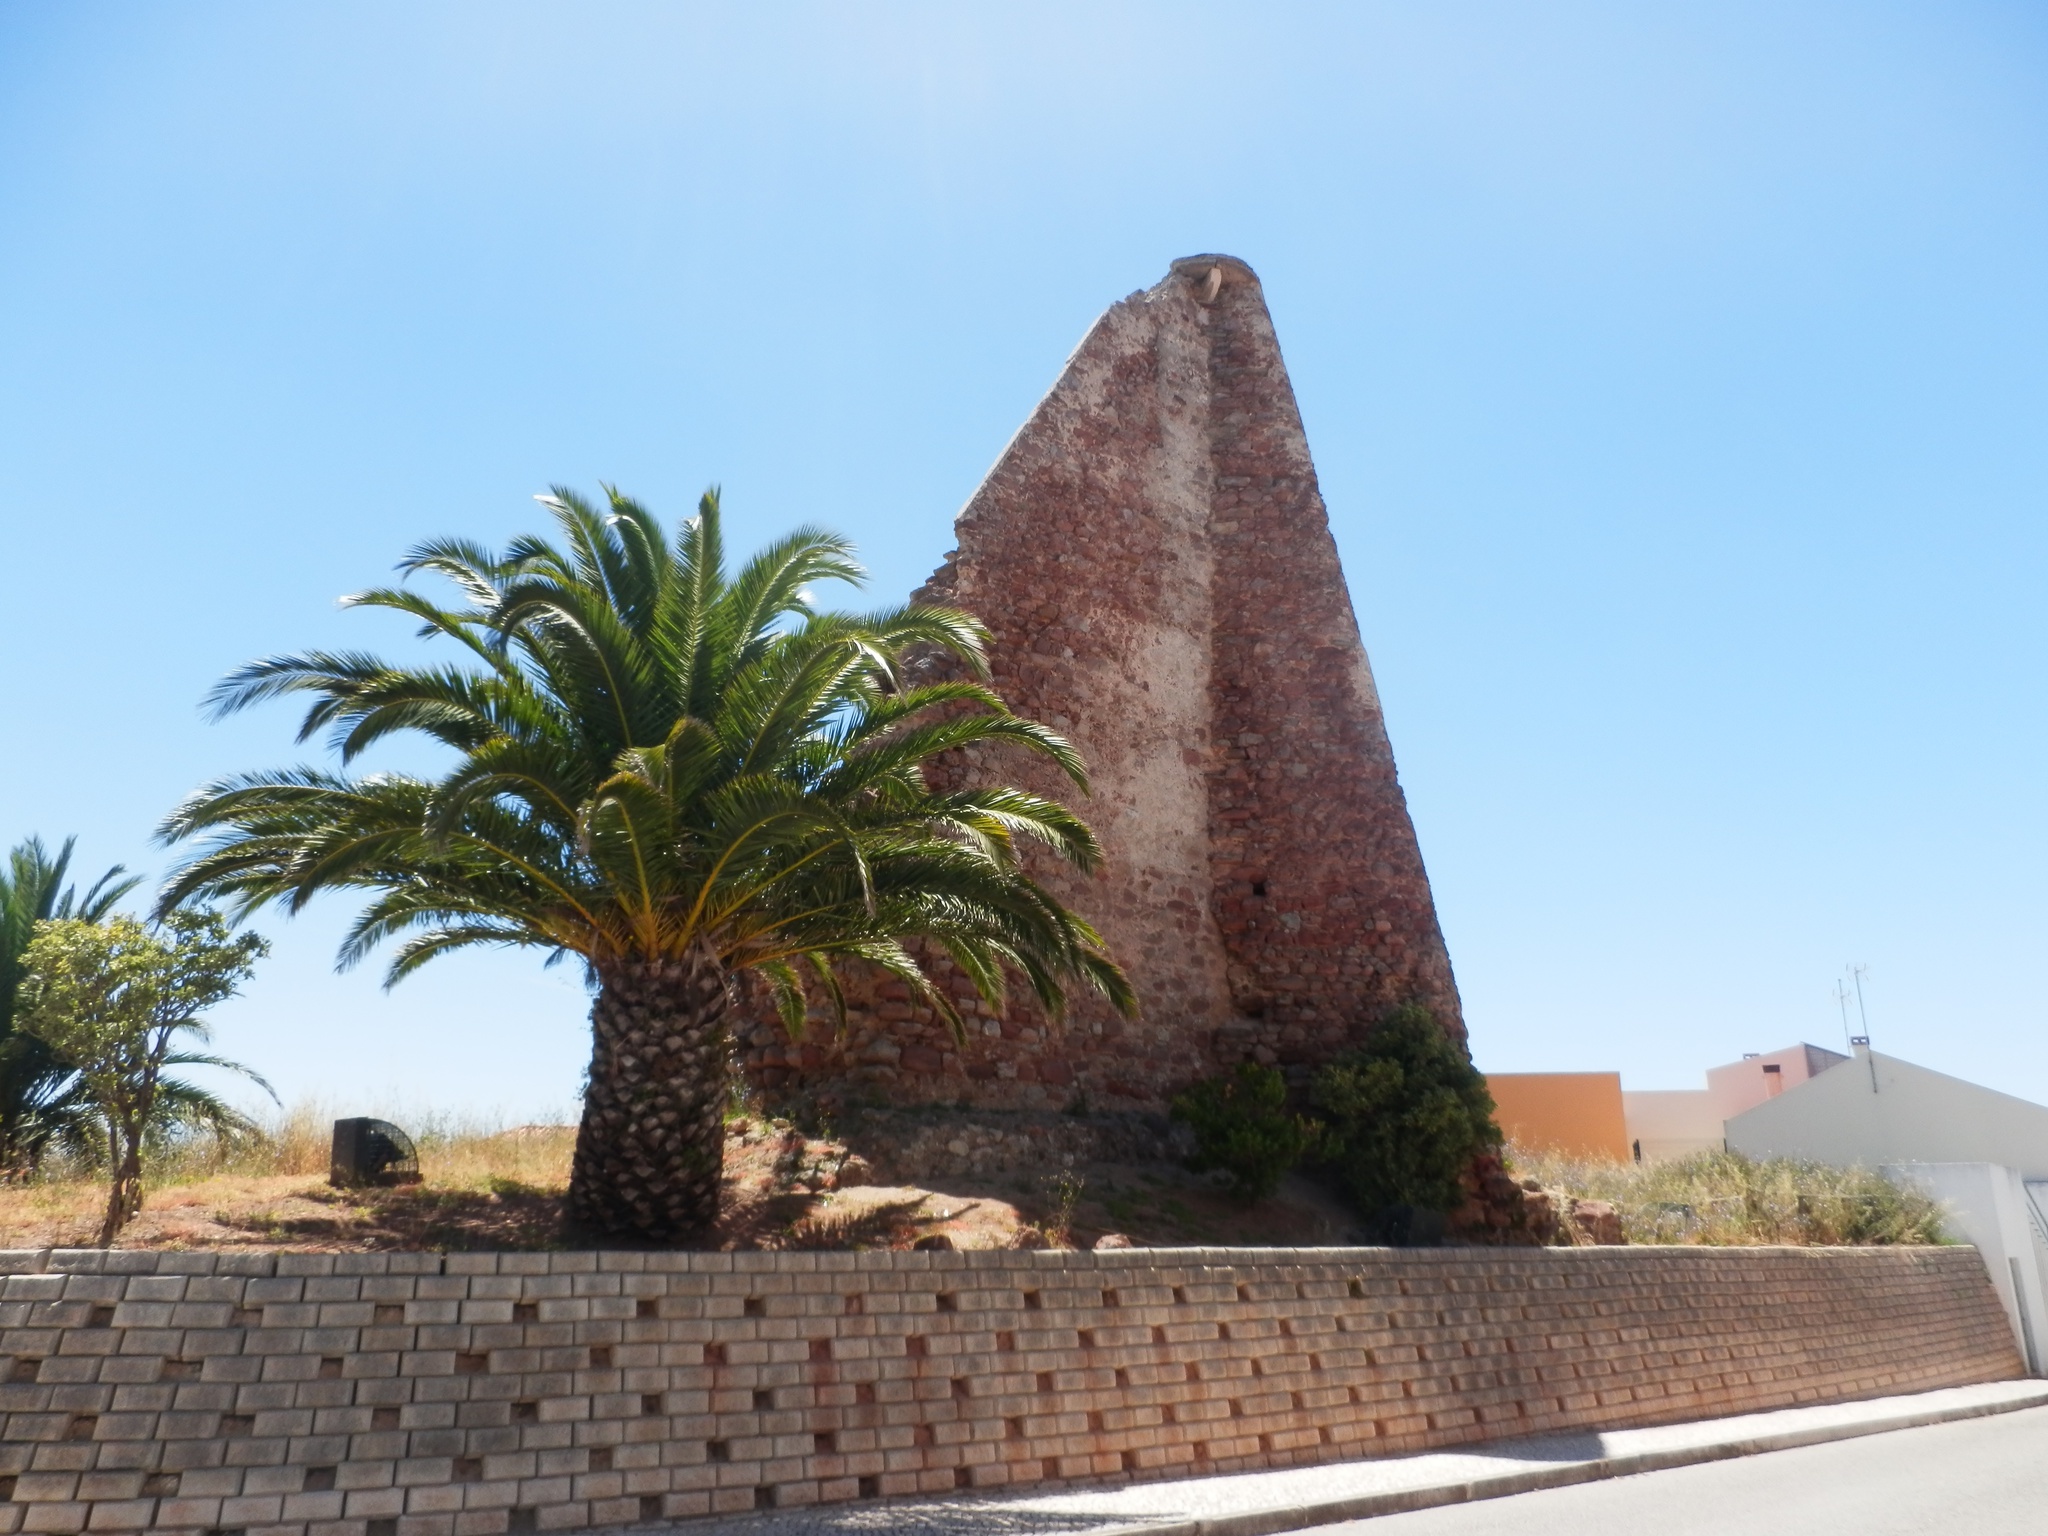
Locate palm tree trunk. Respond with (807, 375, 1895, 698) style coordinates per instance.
(567, 948, 732, 1242)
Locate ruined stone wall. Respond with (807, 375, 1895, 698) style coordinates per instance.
(0, 1245, 2017, 1535)
(743, 256, 1459, 1112)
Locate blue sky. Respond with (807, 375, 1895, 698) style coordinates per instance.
(3, 2, 2045, 1119)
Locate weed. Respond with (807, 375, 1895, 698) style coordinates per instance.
(1510, 1146, 1947, 1246)
(1040, 1164, 1085, 1248)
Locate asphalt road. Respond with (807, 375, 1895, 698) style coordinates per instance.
(1339, 1404, 2048, 1535)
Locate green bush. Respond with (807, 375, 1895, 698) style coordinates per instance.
(1311, 1003, 1499, 1216)
(1170, 1062, 1317, 1202)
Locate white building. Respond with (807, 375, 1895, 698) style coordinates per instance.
(1622, 1042, 1849, 1163)
(1723, 1043, 2048, 1177)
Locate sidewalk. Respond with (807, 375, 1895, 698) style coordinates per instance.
(669, 1379, 2048, 1536)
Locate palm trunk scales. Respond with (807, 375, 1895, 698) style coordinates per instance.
(569, 951, 731, 1241)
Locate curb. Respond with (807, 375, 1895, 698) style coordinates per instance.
(1085, 1383, 2048, 1536)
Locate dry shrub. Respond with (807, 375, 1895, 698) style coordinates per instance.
(1508, 1145, 1947, 1246)
(781, 1198, 925, 1251)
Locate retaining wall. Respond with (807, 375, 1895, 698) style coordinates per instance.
(0, 1245, 2019, 1535)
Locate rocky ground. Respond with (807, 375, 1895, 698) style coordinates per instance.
(0, 1115, 1372, 1253)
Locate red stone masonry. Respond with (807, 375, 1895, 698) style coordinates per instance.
(743, 256, 1459, 1111)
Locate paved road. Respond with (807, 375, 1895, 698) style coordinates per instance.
(1342, 1404, 2048, 1535)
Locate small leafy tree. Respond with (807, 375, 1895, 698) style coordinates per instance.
(1311, 1003, 1500, 1217)
(1171, 1061, 1317, 1202)
(0, 837, 139, 1174)
(18, 909, 273, 1244)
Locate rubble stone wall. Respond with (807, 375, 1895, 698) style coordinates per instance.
(0, 1244, 2018, 1535)
(743, 256, 1460, 1113)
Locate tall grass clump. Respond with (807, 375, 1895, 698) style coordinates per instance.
(1510, 1145, 1947, 1246)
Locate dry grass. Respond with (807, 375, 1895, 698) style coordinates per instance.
(1508, 1144, 1949, 1246)
(0, 1103, 580, 1252)
(123, 1101, 580, 1190)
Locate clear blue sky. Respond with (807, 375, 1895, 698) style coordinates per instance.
(4, 3, 2045, 1121)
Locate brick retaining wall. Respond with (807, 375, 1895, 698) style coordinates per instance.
(0, 1245, 2019, 1535)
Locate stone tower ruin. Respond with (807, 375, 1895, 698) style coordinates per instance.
(742, 255, 1460, 1112)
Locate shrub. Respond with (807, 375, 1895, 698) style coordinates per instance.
(1311, 1003, 1500, 1217)
(1171, 1062, 1317, 1202)
(1507, 1145, 1947, 1246)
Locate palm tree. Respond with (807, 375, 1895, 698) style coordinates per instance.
(160, 487, 1132, 1240)
(0, 837, 139, 1174)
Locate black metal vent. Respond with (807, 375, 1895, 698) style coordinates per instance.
(330, 1118, 421, 1187)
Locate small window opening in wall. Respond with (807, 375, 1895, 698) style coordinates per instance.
(936, 1292, 957, 1312)
(7, 1359, 38, 1383)
(87, 1306, 115, 1328)
(318, 1357, 343, 1379)
(744, 1297, 766, 1318)
(588, 1346, 612, 1369)
(513, 1303, 538, 1322)
(510, 1402, 536, 1424)
(752, 1389, 773, 1411)
(642, 1394, 663, 1416)
(857, 1476, 880, 1499)
(754, 1487, 776, 1510)
(373, 1407, 402, 1430)
(1251, 881, 1267, 898)
(639, 1496, 662, 1522)
(304, 1467, 337, 1492)
(588, 1448, 612, 1472)
(507, 1511, 536, 1535)
(814, 1430, 835, 1453)
(708, 1440, 730, 1463)
(1022, 1289, 1041, 1310)
(636, 1299, 658, 1320)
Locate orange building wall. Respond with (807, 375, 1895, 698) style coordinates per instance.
(1486, 1072, 1631, 1162)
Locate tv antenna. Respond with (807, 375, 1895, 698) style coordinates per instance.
(1834, 979, 1854, 1053)
(1846, 962, 1876, 1092)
